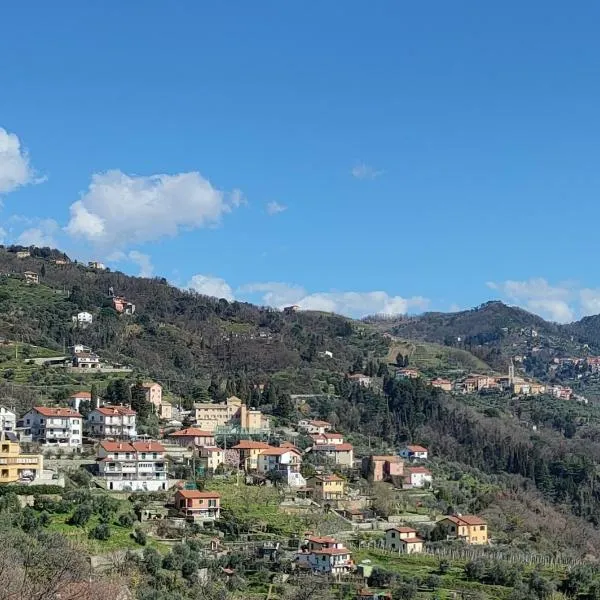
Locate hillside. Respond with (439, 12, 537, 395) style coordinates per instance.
(368, 301, 594, 370)
(0, 248, 394, 399)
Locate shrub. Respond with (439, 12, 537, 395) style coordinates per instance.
(118, 513, 135, 528)
(89, 523, 111, 541)
(68, 503, 93, 527)
(132, 527, 147, 546)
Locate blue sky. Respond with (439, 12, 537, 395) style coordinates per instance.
(2, 2, 600, 321)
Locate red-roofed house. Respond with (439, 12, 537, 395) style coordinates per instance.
(87, 406, 137, 439)
(310, 441, 354, 467)
(309, 474, 346, 500)
(68, 390, 93, 412)
(174, 489, 221, 521)
(403, 466, 432, 489)
(362, 455, 405, 483)
(22, 407, 82, 448)
(399, 445, 429, 461)
(296, 536, 353, 575)
(231, 440, 273, 470)
(436, 515, 488, 544)
(257, 446, 305, 487)
(298, 419, 332, 435)
(385, 527, 424, 553)
(97, 439, 167, 491)
(310, 432, 345, 445)
(168, 427, 215, 448)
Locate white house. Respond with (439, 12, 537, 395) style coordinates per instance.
(88, 406, 137, 439)
(318, 350, 334, 359)
(88, 261, 106, 270)
(257, 447, 306, 487)
(72, 311, 93, 325)
(22, 407, 82, 448)
(399, 445, 429, 461)
(68, 391, 95, 411)
(96, 440, 168, 491)
(348, 374, 372, 387)
(385, 527, 424, 554)
(72, 351, 101, 368)
(0, 406, 16, 432)
(403, 466, 432, 489)
(296, 537, 353, 576)
(298, 419, 332, 435)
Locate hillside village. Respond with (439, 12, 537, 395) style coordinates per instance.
(2, 248, 600, 599)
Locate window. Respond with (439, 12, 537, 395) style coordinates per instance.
(1, 445, 8, 453)
(480, 525, 485, 531)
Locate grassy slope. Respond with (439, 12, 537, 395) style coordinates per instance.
(387, 339, 493, 376)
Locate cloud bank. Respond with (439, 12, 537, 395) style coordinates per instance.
(487, 277, 600, 322)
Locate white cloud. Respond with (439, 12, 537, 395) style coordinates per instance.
(66, 169, 240, 247)
(106, 250, 154, 278)
(16, 218, 59, 247)
(240, 281, 428, 317)
(265, 201, 287, 215)
(187, 274, 234, 301)
(0, 127, 39, 194)
(580, 289, 600, 316)
(487, 278, 575, 322)
(351, 162, 384, 180)
(239, 282, 306, 306)
(128, 251, 154, 278)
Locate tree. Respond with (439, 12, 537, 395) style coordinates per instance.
(89, 523, 111, 540)
(142, 547, 162, 575)
(464, 559, 486, 581)
(371, 483, 395, 518)
(131, 383, 153, 420)
(68, 503, 92, 526)
(392, 581, 418, 600)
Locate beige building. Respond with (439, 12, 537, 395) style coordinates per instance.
(198, 446, 225, 472)
(385, 527, 424, 553)
(436, 515, 488, 545)
(231, 440, 272, 470)
(158, 401, 172, 420)
(141, 382, 162, 408)
(194, 396, 269, 432)
(0, 432, 44, 483)
(310, 474, 345, 500)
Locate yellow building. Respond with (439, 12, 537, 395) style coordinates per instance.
(0, 432, 44, 483)
(436, 515, 488, 545)
(310, 474, 345, 500)
(194, 396, 269, 432)
(198, 447, 225, 472)
(231, 440, 272, 470)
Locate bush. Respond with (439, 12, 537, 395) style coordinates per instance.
(118, 513, 135, 528)
(68, 503, 93, 527)
(89, 523, 111, 541)
(132, 527, 147, 546)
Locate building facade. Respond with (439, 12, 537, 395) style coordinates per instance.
(436, 515, 488, 545)
(296, 537, 353, 576)
(174, 490, 221, 521)
(310, 474, 345, 500)
(0, 432, 44, 483)
(194, 396, 269, 432)
(0, 406, 16, 432)
(168, 427, 215, 448)
(257, 447, 305, 487)
(22, 407, 82, 448)
(87, 406, 137, 439)
(97, 440, 168, 492)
